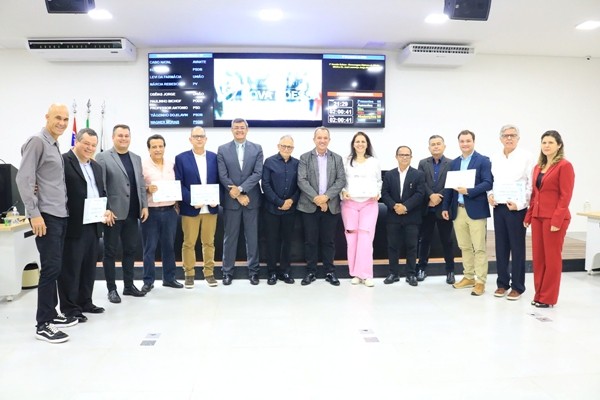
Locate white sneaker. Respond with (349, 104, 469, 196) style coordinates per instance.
(351, 277, 362, 285)
(364, 278, 374, 287)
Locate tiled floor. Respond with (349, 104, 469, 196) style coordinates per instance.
(1, 272, 599, 400)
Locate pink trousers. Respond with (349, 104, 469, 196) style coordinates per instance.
(341, 199, 379, 279)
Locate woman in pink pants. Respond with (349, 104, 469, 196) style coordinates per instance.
(341, 132, 382, 287)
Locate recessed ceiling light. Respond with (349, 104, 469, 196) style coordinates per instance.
(259, 9, 283, 21)
(88, 9, 113, 20)
(576, 20, 600, 30)
(425, 13, 449, 24)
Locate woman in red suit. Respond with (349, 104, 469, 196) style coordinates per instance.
(524, 130, 575, 308)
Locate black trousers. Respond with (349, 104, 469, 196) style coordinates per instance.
(417, 211, 455, 273)
(494, 205, 527, 293)
(301, 209, 339, 274)
(264, 211, 296, 275)
(387, 223, 419, 276)
(103, 217, 139, 291)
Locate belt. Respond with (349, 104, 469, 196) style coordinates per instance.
(457, 203, 465, 208)
(150, 205, 175, 211)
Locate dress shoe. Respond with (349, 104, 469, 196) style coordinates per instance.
(301, 273, 316, 286)
(73, 313, 88, 323)
(278, 273, 295, 284)
(406, 275, 418, 287)
(222, 274, 233, 285)
(416, 270, 427, 282)
(82, 305, 105, 314)
(141, 283, 154, 293)
(123, 285, 146, 297)
(446, 272, 455, 285)
(163, 280, 184, 289)
(325, 273, 340, 286)
(506, 289, 521, 301)
(267, 273, 277, 285)
(249, 274, 260, 285)
(383, 274, 400, 284)
(107, 290, 121, 304)
(534, 302, 553, 308)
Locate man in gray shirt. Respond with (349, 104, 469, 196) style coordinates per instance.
(16, 103, 79, 343)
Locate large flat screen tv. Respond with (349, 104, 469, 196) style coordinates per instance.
(148, 52, 385, 129)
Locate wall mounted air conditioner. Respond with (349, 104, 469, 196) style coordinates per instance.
(398, 44, 475, 67)
(27, 38, 137, 62)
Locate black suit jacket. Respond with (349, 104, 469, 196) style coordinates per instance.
(418, 155, 451, 218)
(381, 167, 425, 225)
(63, 149, 107, 239)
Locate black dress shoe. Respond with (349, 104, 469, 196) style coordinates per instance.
(267, 273, 277, 285)
(107, 290, 121, 304)
(73, 313, 88, 323)
(123, 285, 146, 297)
(279, 273, 295, 284)
(383, 274, 400, 284)
(325, 273, 340, 286)
(141, 283, 154, 293)
(534, 302, 554, 308)
(446, 272, 456, 285)
(83, 305, 105, 314)
(406, 275, 418, 286)
(163, 280, 184, 289)
(301, 273, 316, 286)
(223, 274, 233, 285)
(249, 274, 260, 285)
(416, 270, 427, 282)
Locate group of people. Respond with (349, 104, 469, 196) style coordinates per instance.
(16, 103, 575, 344)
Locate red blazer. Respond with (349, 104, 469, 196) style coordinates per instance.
(524, 159, 574, 228)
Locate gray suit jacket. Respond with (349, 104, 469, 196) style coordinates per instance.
(95, 147, 147, 220)
(217, 140, 263, 210)
(297, 149, 346, 214)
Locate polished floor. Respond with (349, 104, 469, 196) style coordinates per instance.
(1, 271, 599, 400)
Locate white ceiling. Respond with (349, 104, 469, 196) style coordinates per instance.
(1, 0, 600, 58)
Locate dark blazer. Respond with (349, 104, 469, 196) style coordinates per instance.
(297, 149, 346, 214)
(217, 140, 263, 210)
(62, 149, 106, 238)
(174, 149, 219, 216)
(524, 159, 575, 227)
(418, 155, 451, 218)
(381, 167, 425, 225)
(442, 151, 493, 220)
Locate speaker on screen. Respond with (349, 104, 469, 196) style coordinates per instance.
(45, 0, 95, 14)
(444, 0, 491, 21)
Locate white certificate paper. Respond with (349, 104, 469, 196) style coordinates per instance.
(83, 197, 107, 224)
(347, 176, 379, 198)
(445, 169, 476, 189)
(493, 182, 525, 204)
(152, 180, 182, 202)
(191, 184, 220, 206)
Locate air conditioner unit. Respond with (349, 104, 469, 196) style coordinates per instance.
(398, 44, 475, 67)
(27, 38, 137, 62)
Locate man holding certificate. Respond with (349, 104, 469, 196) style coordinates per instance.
(442, 130, 493, 296)
(59, 128, 114, 323)
(175, 127, 220, 288)
(141, 134, 183, 292)
(488, 125, 534, 301)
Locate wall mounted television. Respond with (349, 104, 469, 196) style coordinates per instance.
(148, 52, 385, 128)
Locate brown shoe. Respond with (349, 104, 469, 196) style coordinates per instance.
(184, 276, 194, 289)
(494, 288, 508, 297)
(205, 275, 218, 287)
(453, 278, 476, 289)
(471, 283, 485, 296)
(506, 289, 521, 300)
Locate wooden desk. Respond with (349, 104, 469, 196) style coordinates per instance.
(0, 220, 40, 301)
(577, 211, 600, 274)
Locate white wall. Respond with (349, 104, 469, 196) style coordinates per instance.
(1, 48, 597, 231)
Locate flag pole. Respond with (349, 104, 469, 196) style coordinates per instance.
(100, 100, 106, 152)
(86, 99, 91, 129)
(71, 99, 77, 146)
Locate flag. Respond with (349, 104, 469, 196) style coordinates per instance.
(86, 114, 90, 129)
(71, 116, 77, 146)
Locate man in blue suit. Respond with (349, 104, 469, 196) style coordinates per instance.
(442, 130, 493, 296)
(217, 118, 263, 285)
(175, 127, 220, 288)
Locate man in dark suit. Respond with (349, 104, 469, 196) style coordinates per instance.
(417, 135, 456, 284)
(175, 126, 220, 288)
(381, 146, 425, 286)
(297, 126, 346, 286)
(442, 130, 493, 296)
(95, 124, 148, 303)
(217, 118, 263, 285)
(58, 128, 114, 322)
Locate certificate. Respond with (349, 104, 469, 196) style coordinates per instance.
(152, 180, 182, 202)
(191, 184, 220, 206)
(83, 197, 108, 224)
(493, 182, 525, 204)
(445, 169, 476, 189)
(347, 176, 379, 198)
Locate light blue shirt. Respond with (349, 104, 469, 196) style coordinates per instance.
(459, 152, 473, 204)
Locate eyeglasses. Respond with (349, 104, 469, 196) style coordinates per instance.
(501, 134, 518, 139)
(279, 144, 294, 150)
(191, 135, 206, 140)
(396, 154, 412, 158)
